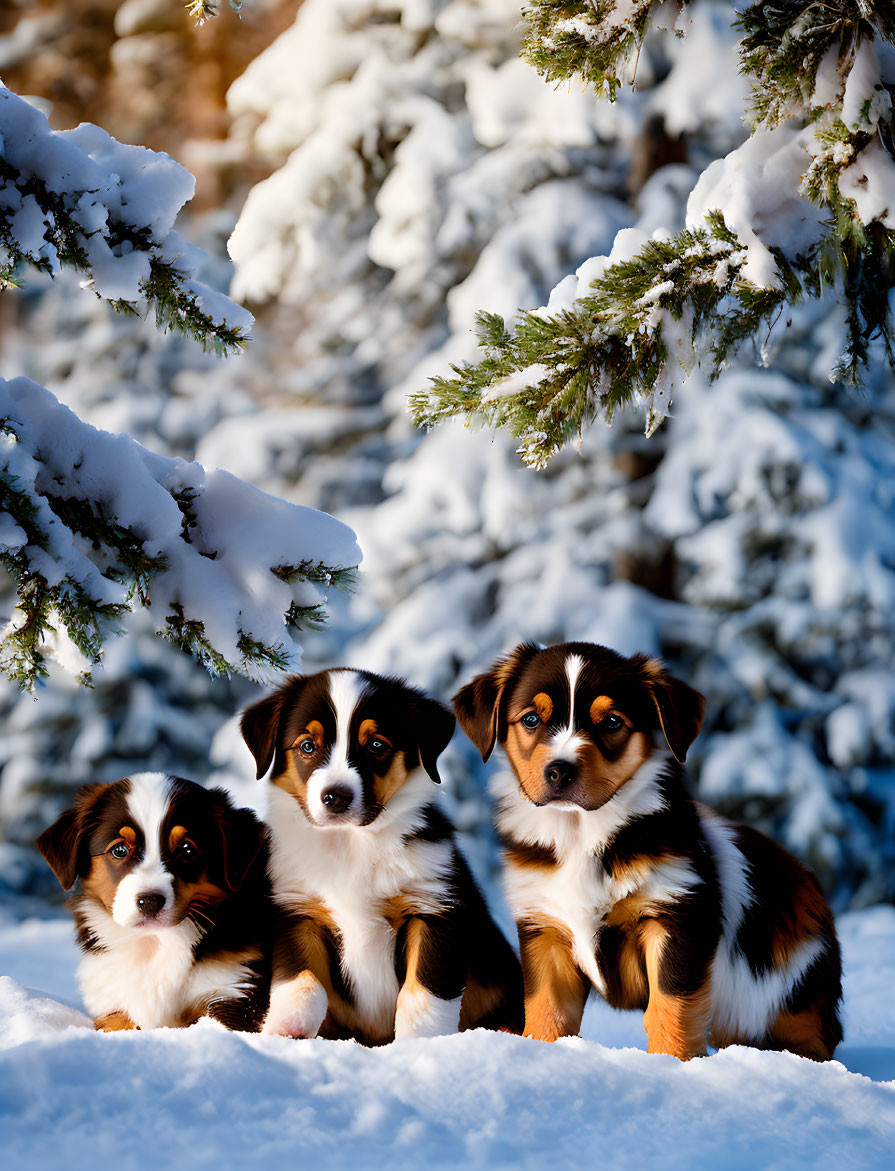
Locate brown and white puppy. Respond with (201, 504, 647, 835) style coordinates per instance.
(36, 772, 272, 1032)
(241, 668, 523, 1045)
(454, 642, 843, 1061)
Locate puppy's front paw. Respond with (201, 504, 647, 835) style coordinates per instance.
(394, 984, 462, 1039)
(262, 971, 328, 1039)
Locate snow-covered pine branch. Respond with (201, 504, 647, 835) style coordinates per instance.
(0, 84, 252, 356)
(0, 376, 360, 691)
(411, 0, 895, 464)
(0, 82, 361, 690)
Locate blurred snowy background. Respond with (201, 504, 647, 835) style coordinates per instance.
(1, 0, 894, 917)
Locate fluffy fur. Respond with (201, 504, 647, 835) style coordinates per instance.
(454, 642, 842, 1060)
(36, 772, 272, 1032)
(241, 668, 523, 1044)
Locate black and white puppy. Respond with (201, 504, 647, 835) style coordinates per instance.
(241, 668, 523, 1044)
(36, 772, 272, 1032)
(455, 642, 842, 1060)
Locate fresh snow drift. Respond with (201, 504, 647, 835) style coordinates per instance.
(0, 906, 894, 1169)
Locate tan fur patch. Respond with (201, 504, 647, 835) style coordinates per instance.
(271, 745, 311, 808)
(589, 695, 614, 723)
(770, 871, 835, 969)
(520, 919, 589, 1042)
(576, 731, 652, 807)
(373, 755, 410, 807)
(615, 934, 649, 1009)
(533, 693, 553, 722)
(81, 856, 121, 913)
(607, 854, 656, 897)
(358, 719, 378, 747)
(400, 917, 425, 990)
(504, 725, 559, 805)
(379, 893, 424, 928)
(168, 825, 188, 851)
(119, 826, 136, 845)
(459, 978, 505, 1031)
(175, 874, 228, 926)
(94, 1010, 136, 1032)
(641, 920, 710, 1059)
(768, 1006, 833, 1061)
(503, 840, 558, 871)
(306, 720, 324, 748)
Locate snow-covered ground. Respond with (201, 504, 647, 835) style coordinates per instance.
(2, 904, 894, 1169)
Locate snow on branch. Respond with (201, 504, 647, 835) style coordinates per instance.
(0, 377, 361, 690)
(413, 1, 895, 462)
(521, 0, 685, 100)
(0, 84, 252, 356)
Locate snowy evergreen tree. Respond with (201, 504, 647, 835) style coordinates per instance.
(412, 0, 895, 461)
(221, 0, 895, 904)
(3, 0, 894, 907)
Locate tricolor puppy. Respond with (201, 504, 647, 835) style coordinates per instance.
(36, 773, 272, 1032)
(241, 668, 523, 1044)
(454, 642, 842, 1060)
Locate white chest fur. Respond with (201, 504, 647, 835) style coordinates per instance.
(494, 755, 692, 999)
(267, 775, 454, 1032)
(78, 910, 253, 1029)
(506, 839, 614, 996)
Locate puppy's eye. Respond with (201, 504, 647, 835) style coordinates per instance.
(109, 842, 130, 860)
(298, 738, 316, 755)
(601, 714, 624, 733)
(368, 738, 388, 754)
(178, 840, 199, 861)
(520, 712, 540, 730)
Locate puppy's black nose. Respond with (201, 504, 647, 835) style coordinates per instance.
(545, 760, 577, 789)
(137, 892, 166, 918)
(321, 786, 353, 814)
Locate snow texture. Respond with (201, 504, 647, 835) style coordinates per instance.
(0, 906, 894, 1169)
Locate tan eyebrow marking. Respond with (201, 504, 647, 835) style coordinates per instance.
(119, 826, 136, 845)
(168, 825, 188, 850)
(533, 693, 553, 722)
(360, 719, 393, 750)
(590, 696, 614, 723)
(358, 718, 378, 747)
(291, 720, 325, 751)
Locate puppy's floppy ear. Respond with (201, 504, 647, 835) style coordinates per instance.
(453, 642, 540, 762)
(240, 687, 290, 779)
(410, 694, 455, 784)
(35, 782, 106, 890)
(209, 791, 268, 892)
(641, 658, 705, 764)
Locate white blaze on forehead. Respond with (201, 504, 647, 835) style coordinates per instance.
(111, 772, 175, 929)
(306, 670, 365, 824)
(327, 670, 364, 768)
(125, 772, 174, 865)
(548, 653, 587, 762)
